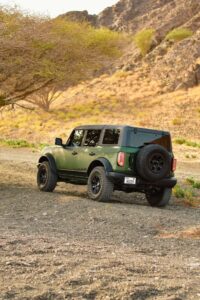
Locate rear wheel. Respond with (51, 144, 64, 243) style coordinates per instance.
(37, 161, 57, 192)
(145, 187, 172, 207)
(87, 166, 114, 202)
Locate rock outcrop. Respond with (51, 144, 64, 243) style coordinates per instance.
(58, 10, 97, 26)
(150, 30, 200, 90)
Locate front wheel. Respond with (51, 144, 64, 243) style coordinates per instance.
(145, 188, 172, 207)
(37, 161, 57, 192)
(87, 166, 114, 202)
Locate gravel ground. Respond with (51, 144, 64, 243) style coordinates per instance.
(0, 147, 199, 300)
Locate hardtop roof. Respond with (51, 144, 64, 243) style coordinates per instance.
(74, 125, 170, 135)
(74, 124, 126, 130)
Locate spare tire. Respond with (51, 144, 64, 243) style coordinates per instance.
(136, 144, 171, 182)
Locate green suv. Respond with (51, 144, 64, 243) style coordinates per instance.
(37, 125, 177, 207)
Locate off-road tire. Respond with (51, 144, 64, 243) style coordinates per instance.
(37, 161, 57, 192)
(145, 188, 172, 207)
(87, 166, 114, 202)
(136, 144, 171, 182)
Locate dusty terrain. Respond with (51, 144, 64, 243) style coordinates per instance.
(0, 147, 199, 300)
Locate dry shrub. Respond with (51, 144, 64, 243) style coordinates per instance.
(165, 28, 193, 42)
(134, 28, 155, 56)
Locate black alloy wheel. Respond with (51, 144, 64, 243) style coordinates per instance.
(87, 166, 114, 202)
(37, 161, 57, 192)
(91, 174, 101, 195)
(38, 164, 48, 186)
(148, 153, 165, 174)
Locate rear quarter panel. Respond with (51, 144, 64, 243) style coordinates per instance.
(99, 146, 139, 175)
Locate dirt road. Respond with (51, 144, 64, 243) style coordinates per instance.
(0, 147, 199, 300)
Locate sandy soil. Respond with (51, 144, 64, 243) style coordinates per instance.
(0, 147, 199, 300)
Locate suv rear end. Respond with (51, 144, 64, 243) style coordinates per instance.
(106, 126, 177, 206)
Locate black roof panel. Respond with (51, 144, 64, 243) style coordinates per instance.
(74, 124, 126, 130)
(74, 124, 169, 135)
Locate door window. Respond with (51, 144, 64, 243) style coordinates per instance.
(69, 129, 84, 147)
(84, 129, 101, 147)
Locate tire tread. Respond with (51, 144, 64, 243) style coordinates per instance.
(87, 166, 113, 202)
(146, 188, 172, 207)
(37, 161, 57, 192)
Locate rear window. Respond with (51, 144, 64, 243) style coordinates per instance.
(103, 129, 120, 145)
(127, 130, 171, 151)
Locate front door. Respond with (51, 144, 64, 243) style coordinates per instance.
(54, 129, 85, 171)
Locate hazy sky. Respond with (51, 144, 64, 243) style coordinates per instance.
(0, 0, 119, 17)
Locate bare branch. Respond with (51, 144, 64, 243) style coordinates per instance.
(4, 79, 54, 105)
(15, 103, 35, 110)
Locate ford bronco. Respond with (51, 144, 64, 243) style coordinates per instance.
(37, 125, 177, 207)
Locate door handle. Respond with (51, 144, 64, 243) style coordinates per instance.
(72, 151, 78, 156)
(89, 152, 96, 156)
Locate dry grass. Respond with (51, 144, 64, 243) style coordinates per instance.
(0, 69, 200, 146)
(183, 198, 200, 208)
(157, 227, 200, 240)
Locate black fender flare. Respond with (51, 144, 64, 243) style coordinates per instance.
(87, 158, 113, 175)
(38, 153, 58, 175)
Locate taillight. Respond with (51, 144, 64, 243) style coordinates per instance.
(172, 158, 177, 172)
(117, 152, 125, 167)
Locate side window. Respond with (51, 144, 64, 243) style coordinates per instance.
(84, 130, 101, 147)
(103, 129, 120, 145)
(69, 129, 84, 147)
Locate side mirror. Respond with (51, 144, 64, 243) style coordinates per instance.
(55, 137, 63, 146)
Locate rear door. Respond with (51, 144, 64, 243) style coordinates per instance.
(77, 129, 102, 171)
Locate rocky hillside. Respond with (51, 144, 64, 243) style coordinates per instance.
(98, 0, 200, 34)
(62, 0, 200, 91)
(62, 0, 200, 34)
(100, 0, 200, 91)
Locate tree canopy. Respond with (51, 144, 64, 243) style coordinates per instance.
(0, 7, 128, 109)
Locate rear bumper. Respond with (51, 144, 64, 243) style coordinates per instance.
(107, 172, 177, 189)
